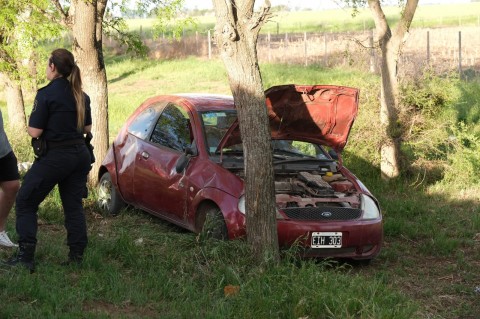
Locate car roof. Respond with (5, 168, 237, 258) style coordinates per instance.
(175, 93, 235, 112)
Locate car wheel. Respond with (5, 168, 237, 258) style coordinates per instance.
(200, 207, 228, 240)
(97, 172, 125, 216)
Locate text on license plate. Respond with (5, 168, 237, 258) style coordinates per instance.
(311, 232, 342, 248)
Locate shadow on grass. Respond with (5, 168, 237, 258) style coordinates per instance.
(341, 150, 480, 317)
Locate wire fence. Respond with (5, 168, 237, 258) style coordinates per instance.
(104, 25, 480, 79)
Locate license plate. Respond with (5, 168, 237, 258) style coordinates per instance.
(311, 232, 342, 248)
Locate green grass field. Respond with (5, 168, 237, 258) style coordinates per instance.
(126, 2, 480, 36)
(1, 2, 480, 317)
(1, 54, 479, 318)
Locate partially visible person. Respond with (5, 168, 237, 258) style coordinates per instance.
(4, 48, 92, 273)
(0, 109, 20, 248)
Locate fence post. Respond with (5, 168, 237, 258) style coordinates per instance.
(284, 33, 288, 63)
(427, 30, 430, 67)
(208, 30, 212, 60)
(304, 32, 308, 67)
(183, 28, 186, 53)
(369, 29, 375, 73)
(268, 32, 271, 62)
(195, 31, 199, 55)
(323, 33, 328, 67)
(458, 31, 462, 77)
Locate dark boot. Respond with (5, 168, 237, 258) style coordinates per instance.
(61, 247, 84, 266)
(3, 242, 36, 273)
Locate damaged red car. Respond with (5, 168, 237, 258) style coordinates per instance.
(97, 84, 383, 261)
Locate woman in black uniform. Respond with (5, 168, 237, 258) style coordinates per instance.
(5, 48, 92, 272)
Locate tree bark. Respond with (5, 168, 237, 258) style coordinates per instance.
(212, 0, 279, 263)
(71, 0, 109, 186)
(0, 72, 27, 131)
(368, 0, 419, 179)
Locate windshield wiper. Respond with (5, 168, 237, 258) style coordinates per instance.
(272, 148, 308, 158)
(215, 149, 243, 155)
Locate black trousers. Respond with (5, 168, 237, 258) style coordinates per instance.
(16, 144, 91, 252)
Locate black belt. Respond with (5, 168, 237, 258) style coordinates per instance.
(47, 139, 85, 150)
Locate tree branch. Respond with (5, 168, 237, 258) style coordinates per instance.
(393, 0, 419, 40)
(248, 0, 271, 31)
(368, 0, 390, 43)
(51, 0, 70, 27)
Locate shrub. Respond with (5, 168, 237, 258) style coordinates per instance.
(442, 122, 480, 187)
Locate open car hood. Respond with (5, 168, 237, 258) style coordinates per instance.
(218, 84, 359, 153)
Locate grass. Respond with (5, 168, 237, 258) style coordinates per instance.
(2, 33, 480, 319)
(126, 2, 480, 37)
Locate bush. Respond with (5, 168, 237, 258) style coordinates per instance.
(442, 122, 480, 187)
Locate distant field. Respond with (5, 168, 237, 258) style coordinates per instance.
(126, 2, 480, 35)
(118, 2, 480, 79)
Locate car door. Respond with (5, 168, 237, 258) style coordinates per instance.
(133, 103, 193, 225)
(115, 102, 167, 203)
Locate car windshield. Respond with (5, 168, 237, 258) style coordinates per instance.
(200, 111, 329, 160)
(201, 111, 238, 154)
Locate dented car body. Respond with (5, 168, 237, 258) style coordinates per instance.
(97, 85, 383, 260)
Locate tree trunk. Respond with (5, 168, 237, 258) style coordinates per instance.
(71, 0, 109, 186)
(0, 72, 27, 131)
(378, 40, 401, 179)
(368, 0, 419, 179)
(212, 0, 279, 263)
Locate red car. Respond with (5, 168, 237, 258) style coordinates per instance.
(97, 84, 383, 260)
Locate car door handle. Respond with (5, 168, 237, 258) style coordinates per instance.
(141, 151, 150, 159)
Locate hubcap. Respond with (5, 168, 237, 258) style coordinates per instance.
(98, 179, 112, 211)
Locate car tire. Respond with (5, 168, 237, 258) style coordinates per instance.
(97, 172, 125, 216)
(200, 207, 229, 240)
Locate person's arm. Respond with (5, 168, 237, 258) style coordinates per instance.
(28, 127, 43, 138)
(29, 91, 48, 137)
(83, 94, 92, 135)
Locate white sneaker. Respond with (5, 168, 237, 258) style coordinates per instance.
(0, 231, 18, 248)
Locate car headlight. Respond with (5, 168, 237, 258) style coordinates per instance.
(360, 194, 380, 220)
(238, 195, 284, 219)
(238, 195, 246, 214)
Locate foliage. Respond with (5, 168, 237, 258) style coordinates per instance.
(442, 122, 480, 187)
(121, 0, 196, 41)
(397, 72, 452, 180)
(103, 15, 149, 57)
(0, 0, 62, 79)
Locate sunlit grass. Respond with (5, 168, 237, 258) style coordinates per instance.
(1, 48, 480, 319)
(126, 2, 480, 36)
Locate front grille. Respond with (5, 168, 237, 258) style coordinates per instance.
(282, 207, 362, 221)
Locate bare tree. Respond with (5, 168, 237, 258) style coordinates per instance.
(368, 0, 419, 179)
(212, 0, 279, 263)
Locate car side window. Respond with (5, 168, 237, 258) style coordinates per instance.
(150, 104, 192, 152)
(128, 102, 167, 139)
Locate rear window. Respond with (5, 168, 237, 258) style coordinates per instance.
(127, 102, 168, 139)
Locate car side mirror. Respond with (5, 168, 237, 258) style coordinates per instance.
(176, 142, 197, 173)
(185, 146, 194, 156)
(328, 149, 338, 160)
(175, 154, 190, 173)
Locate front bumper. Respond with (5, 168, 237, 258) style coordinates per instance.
(276, 218, 383, 260)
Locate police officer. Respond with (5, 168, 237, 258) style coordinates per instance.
(5, 48, 92, 273)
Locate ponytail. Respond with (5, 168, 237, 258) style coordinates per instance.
(49, 48, 85, 132)
(69, 65, 85, 132)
